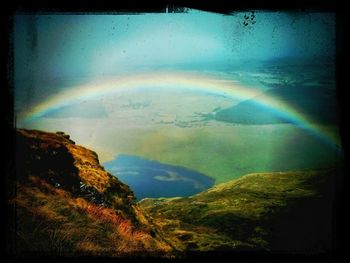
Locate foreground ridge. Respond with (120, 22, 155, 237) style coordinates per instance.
(11, 129, 175, 257)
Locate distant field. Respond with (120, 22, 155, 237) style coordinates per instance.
(28, 116, 340, 184)
(118, 123, 340, 183)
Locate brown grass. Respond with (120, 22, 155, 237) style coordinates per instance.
(13, 129, 174, 257)
(13, 176, 173, 256)
(66, 144, 111, 192)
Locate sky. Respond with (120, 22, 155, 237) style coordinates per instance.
(14, 10, 335, 114)
(12, 9, 341, 178)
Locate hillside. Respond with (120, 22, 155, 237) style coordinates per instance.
(140, 170, 336, 253)
(8, 128, 338, 257)
(10, 129, 175, 257)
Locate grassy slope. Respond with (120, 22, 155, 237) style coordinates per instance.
(139, 169, 336, 253)
(11, 129, 175, 257)
(14, 178, 170, 256)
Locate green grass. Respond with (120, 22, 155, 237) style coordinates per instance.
(140, 169, 336, 252)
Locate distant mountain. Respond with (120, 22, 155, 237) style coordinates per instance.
(213, 58, 338, 125)
(214, 85, 338, 125)
(140, 169, 336, 253)
(10, 129, 175, 257)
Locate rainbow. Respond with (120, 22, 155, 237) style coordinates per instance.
(18, 71, 342, 152)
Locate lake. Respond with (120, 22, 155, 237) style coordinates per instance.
(104, 154, 215, 200)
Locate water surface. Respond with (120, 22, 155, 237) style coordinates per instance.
(104, 154, 215, 200)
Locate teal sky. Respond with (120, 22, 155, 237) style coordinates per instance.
(14, 10, 335, 111)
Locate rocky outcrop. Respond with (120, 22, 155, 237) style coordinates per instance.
(16, 129, 135, 211)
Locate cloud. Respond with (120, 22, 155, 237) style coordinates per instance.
(119, 171, 140, 176)
(153, 172, 184, 182)
(153, 171, 205, 190)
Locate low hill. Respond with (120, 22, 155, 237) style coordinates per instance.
(140, 169, 336, 253)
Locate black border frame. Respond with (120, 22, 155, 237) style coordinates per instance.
(2, 0, 346, 261)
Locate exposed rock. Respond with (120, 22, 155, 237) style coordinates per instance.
(16, 129, 135, 209)
(56, 131, 75, 143)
